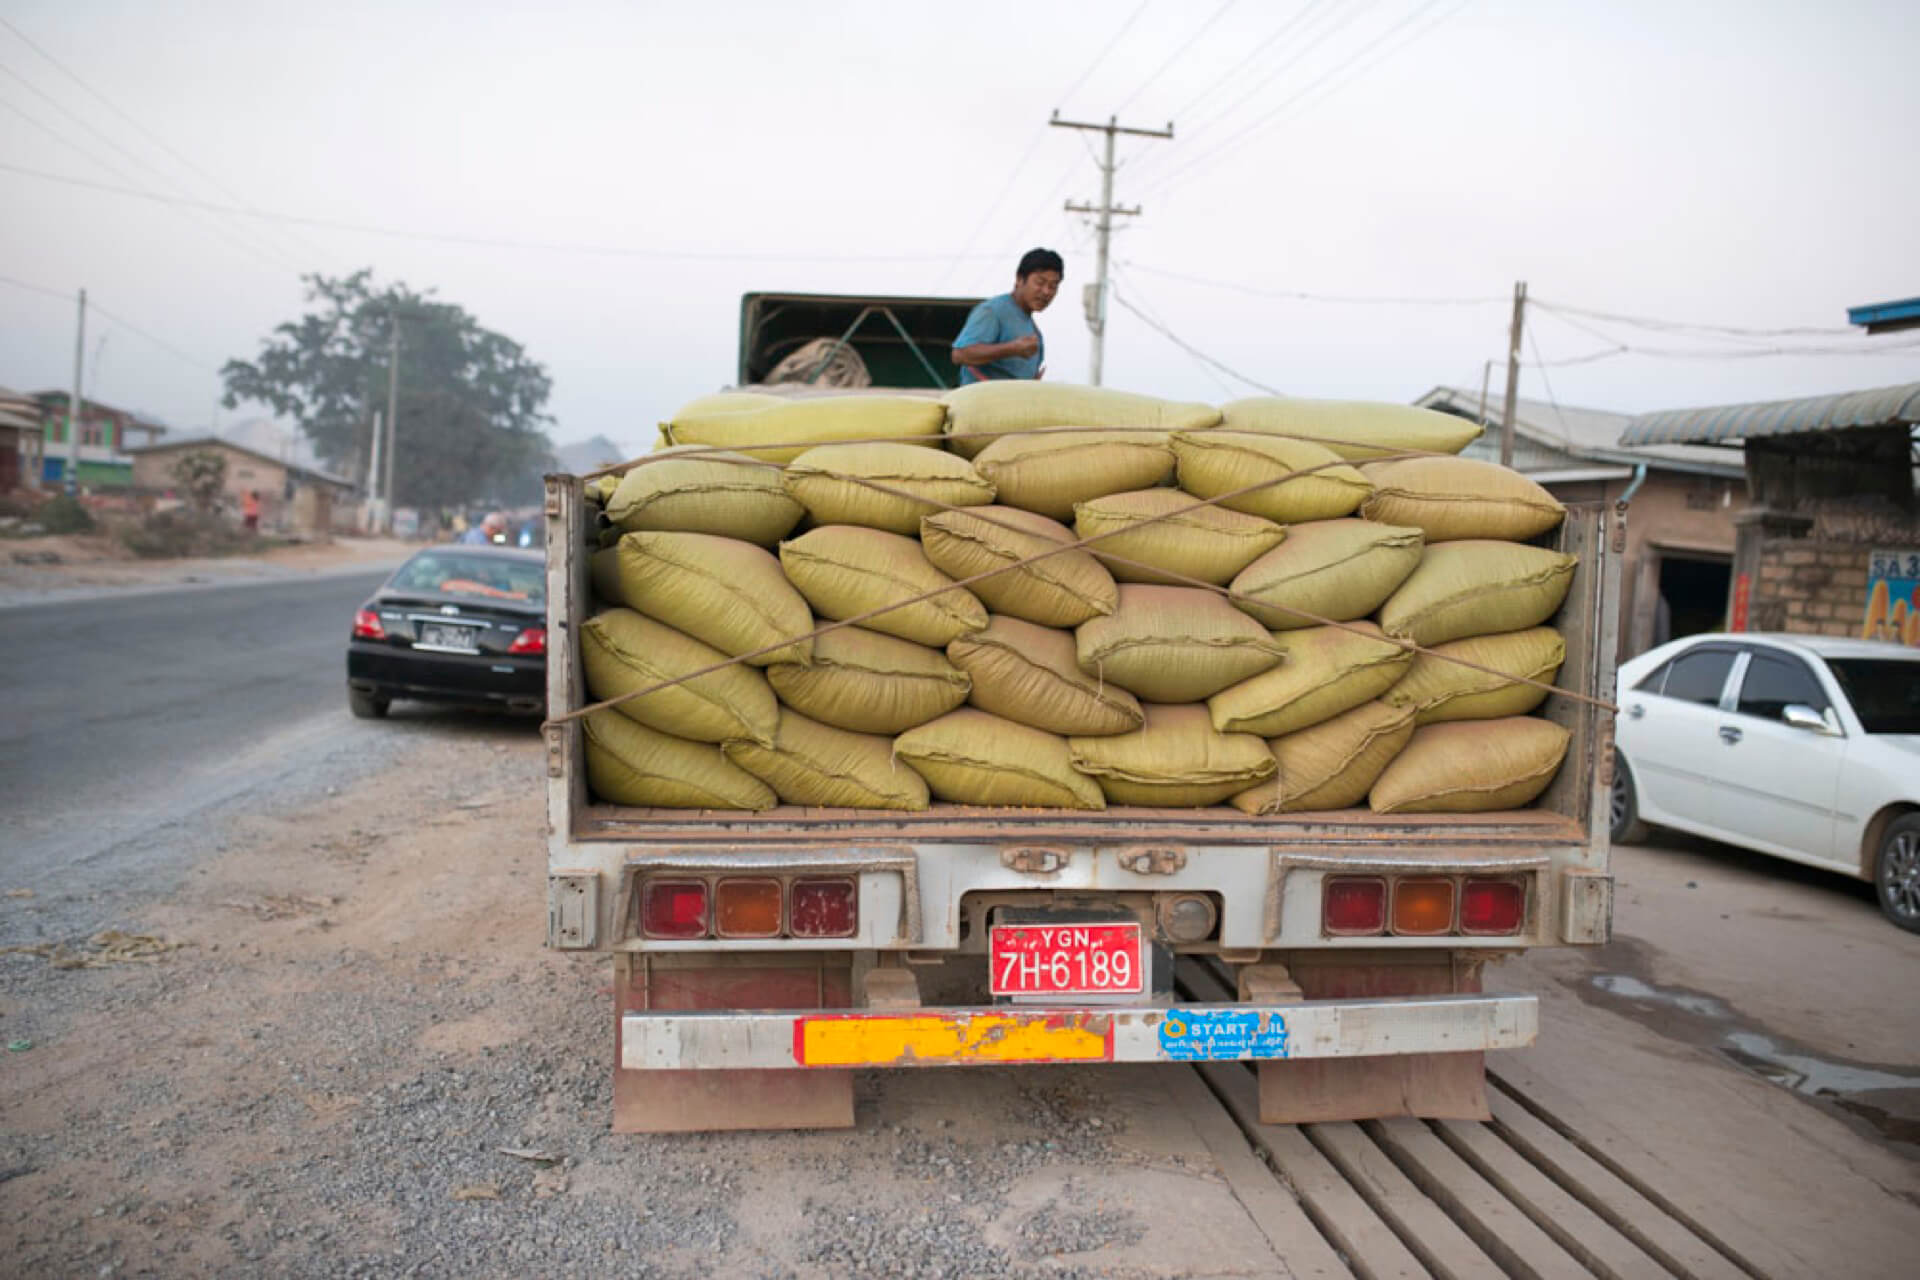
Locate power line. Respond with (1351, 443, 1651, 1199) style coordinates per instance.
(1162, 0, 1329, 136)
(1524, 324, 1576, 450)
(1530, 297, 1858, 339)
(1110, 269, 1241, 397)
(1110, 277, 1282, 395)
(1112, 1, 1238, 115)
(1531, 304, 1920, 361)
(932, 127, 1050, 291)
(1118, 260, 1501, 305)
(0, 273, 224, 374)
(1168, 0, 1379, 151)
(1055, 0, 1153, 111)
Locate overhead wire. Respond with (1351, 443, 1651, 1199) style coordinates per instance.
(1109, 269, 1282, 395)
(1118, 259, 1501, 305)
(1159, 0, 1330, 141)
(0, 273, 224, 375)
(931, 126, 1051, 291)
(1054, 0, 1153, 112)
(1530, 297, 1859, 339)
(1111, 0, 1237, 116)
(1524, 325, 1577, 450)
(1532, 302, 1920, 362)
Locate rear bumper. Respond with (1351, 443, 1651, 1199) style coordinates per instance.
(619, 992, 1537, 1070)
(347, 643, 543, 706)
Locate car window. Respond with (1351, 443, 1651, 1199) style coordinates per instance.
(1735, 653, 1829, 721)
(1826, 658, 1920, 734)
(390, 553, 544, 603)
(1632, 659, 1671, 693)
(1657, 649, 1736, 706)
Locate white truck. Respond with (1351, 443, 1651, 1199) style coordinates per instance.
(542, 293, 1621, 1132)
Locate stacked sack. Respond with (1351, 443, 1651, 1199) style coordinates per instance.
(578, 384, 1579, 816)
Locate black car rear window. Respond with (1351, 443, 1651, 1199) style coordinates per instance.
(1825, 658, 1920, 734)
(390, 553, 544, 604)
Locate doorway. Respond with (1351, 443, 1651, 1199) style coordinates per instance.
(1655, 552, 1732, 645)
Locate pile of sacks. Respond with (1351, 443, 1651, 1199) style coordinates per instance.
(580, 382, 1578, 815)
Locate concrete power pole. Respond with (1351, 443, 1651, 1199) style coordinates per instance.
(1499, 280, 1527, 468)
(66, 287, 86, 495)
(1052, 112, 1173, 386)
(382, 313, 401, 535)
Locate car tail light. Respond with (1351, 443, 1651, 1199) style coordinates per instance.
(1392, 878, 1456, 936)
(788, 877, 857, 938)
(507, 626, 545, 655)
(640, 879, 708, 939)
(352, 609, 386, 640)
(1461, 879, 1525, 935)
(1323, 877, 1387, 935)
(715, 878, 782, 938)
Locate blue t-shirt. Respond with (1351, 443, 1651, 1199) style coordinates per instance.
(953, 293, 1043, 383)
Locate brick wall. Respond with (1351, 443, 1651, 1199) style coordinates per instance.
(1750, 539, 1870, 637)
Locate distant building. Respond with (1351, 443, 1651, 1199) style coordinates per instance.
(127, 436, 358, 535)
(0, 385, 45, 492)
(32, 391, 169, 489)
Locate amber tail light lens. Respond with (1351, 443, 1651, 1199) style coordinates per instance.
(1392, 878, 1456, 936)
(1461, 879, 1525, 935)
(788, 878, 857, 938)
(640, 879, 709, 939)
(715, 878, 782, 938)
(1323, 877, 1387, 935)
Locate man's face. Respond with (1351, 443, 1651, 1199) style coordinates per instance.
(1013, 269, 1061, 314)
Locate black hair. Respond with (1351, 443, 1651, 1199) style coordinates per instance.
(1017, 248, 1064, 280)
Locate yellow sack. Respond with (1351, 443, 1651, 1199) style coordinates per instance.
(942, 380, 1221, 458)
(1076, 584, 1285, 703)
(971, 430, 1176, 521)
(583, 709, 776, 810)
(1207, 621, 1413, 738)
(1230, 519, 1424, 630)
(1377, 541, 1577, 647)
(783, 441, 994, 534)
(948, 615, 1143, 736)
(1360, 456, 1566, 543)
(1385, 627, 1566, 724)
(663, 395, 947, 465)
(780, 526, 987, 647)
(604, 531, 813, 666)
(723, 710, 930, 810)
(895, 708, 1106, 809)
(1073, 488, 1286, 586)
(1070, 704, 1275, 808)
(1370, 717, 1570, 813)
(1220, 397, 1482, 461)
(1170, 431, 1371, 523)
(1230, 701, 1416, 814)
(676, 391, 788, 414)
(920, 506, 1117, 628)
(580, 608, 778, 745)
(766, 627, 970, 735)
(605, 445, 802, 546)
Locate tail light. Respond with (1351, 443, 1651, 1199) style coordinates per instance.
(1324, 877, 1387, 935)
(715, 878, 782, 938)
(788, 878, 857, 938)
(507, 626, 545, 655)
(352, 609, 386, 640)
(1392, 878, 1457, 936)
(640, 880, 708, 939)
(1461, 879, 1525, 935)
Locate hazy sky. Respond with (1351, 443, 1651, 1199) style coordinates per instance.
(3, 0, 1917, 461)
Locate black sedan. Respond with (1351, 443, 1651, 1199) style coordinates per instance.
(346, 545, 546, 718)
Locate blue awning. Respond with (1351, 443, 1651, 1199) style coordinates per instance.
(1618, 382, 1920, 447)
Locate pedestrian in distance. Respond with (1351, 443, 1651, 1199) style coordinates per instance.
(459, 512, 507, 545)
(241, 490, 261, 533)
(951, 248, 1063, 384)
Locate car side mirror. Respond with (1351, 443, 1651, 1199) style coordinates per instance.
(1782, 704, 1834, 734)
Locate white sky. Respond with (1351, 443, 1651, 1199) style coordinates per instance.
(3, 0, 1917, 461)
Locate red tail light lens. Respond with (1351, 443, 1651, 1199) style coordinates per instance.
(1461, 879, 1525, 935)
(352, 609, 386, 640)
(788, 878, 857, 938)
(640, 879, 708, 939)
(1323, 877, 1387, 935)
(507, 626, 546, 655)
(715, 877, 782, 938)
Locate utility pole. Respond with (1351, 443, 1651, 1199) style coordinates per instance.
(1499, 281, 1527, 467)
(66, 287, 86, 495)
(382, 311, 401, 535)
(1052, 111, 1173, 386)
(365, 409, 385, 534)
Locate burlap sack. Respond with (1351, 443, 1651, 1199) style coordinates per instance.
(1219, 397, 1482, 460)
(605, 445, 803, 545)
(603, 531, 813, 665)
(1370, 717, 1571, 813)
(783, 441, 994, 535)
(920, 506, 1117, 627)
(1069, 704, 1275, 807)
(1073, 488, 1286, 586)
(948, 615, 1143, 736)
(780, 526, 987, 647)
(580, 608, 778, 745)
(723, 710, 930, 810)
(942, 381, 1221, 459)
(971, 430, 1176, 521)
(583, 708, 776, 810)
(1076, 584, 1285, 702)
(1377, 541, 1577, 647)
(1170, 431, 1372, 523)
(1229, 519, 1425, 630)
(1385, 627, 1566, 724)
(1360, 457, 1566, 543)
(1207, 621, 1413, 737)
(1230, 701, 1416, 814)
(766, 627, 970, 735)
(663, 395, 947, 465)
(895, 709, 1106, 809)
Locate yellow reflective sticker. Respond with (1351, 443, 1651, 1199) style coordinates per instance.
(797, 1012, 1110, 1066)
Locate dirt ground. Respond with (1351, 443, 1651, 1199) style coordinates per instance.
(0, 533, 414, 600)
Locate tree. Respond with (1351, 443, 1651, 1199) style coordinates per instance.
(172, 449, 227, 512)
(222, 270, 554, 511)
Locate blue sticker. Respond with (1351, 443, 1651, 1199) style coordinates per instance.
(1157, 1009, 1289, 1061)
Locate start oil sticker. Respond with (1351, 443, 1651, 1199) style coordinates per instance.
(1157, 1009, 1289, 1061)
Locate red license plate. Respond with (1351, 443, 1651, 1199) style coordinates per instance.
(989, 922, 1144, 997)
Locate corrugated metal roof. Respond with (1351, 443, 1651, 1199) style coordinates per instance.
(1416, 386, 1743, 477)
(1619, 381, 1920, 446)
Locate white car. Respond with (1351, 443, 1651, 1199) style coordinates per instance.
(1612, 633, 1920, 932)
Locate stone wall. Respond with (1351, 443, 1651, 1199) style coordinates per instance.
(1749, 538, 1870, 637)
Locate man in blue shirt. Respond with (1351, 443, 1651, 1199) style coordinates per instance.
(951, 248, 1063, 384)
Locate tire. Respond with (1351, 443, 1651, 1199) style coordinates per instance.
(1874, 814, 1920, 934)
(348, 686, 390, 720)
(1610, 753, 1649, 846)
